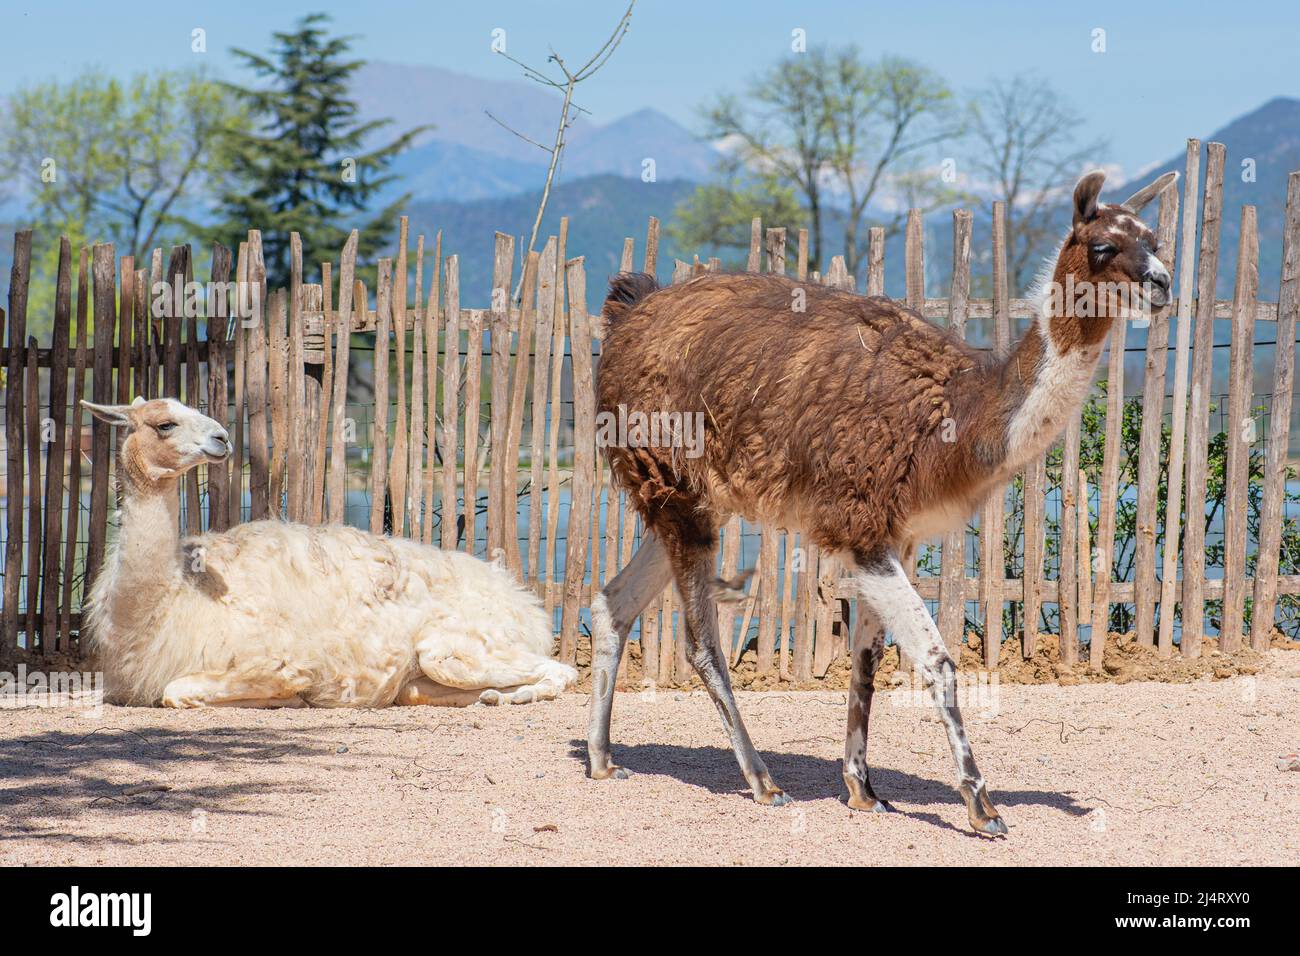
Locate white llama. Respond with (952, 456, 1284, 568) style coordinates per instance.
(82, 396, 577, 708)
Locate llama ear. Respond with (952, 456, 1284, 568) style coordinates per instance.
(1073, 170, 1107, 226)
(81, 400, 133, 427)
(1122, 171, 1179, 213)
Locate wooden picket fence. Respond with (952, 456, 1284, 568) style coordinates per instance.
(1, 136, 1297, 679)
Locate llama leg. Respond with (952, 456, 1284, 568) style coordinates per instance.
(160, 671, 308, 709)
(845, 551, 1007, 836)
(843, 602, 894, 812)
(477, 658, 578, 705)
(395, 676, 484, 707)
(671, 538, 789, 807)
(415, 638, 578, 706)
(397, 675, 567, 708)
(586, 535, 672, 779)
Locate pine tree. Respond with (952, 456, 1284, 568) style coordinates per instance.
(211, 13, 426, 286)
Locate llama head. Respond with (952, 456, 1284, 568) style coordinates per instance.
(1046, 169, 1178, 341)
(81, 397, 231, 485)
(1036, 169, 1178, 353)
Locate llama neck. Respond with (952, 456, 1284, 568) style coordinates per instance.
(108, 440, 185, 595)
(999, 261, 1115, 470)
(113, 480, 183, 584)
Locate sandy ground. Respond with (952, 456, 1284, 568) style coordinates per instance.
(2, 655, 1298, 866)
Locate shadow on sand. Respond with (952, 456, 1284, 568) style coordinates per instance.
(0, 721, 339, 845)
(568, 739, 1089, 836)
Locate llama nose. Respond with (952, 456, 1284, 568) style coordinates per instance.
(208, 430, 232, 458)
(1144, 270, 1171, 307)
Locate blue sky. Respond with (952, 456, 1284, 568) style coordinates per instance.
(2, 0, 1296, 177)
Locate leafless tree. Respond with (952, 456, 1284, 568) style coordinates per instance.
(487, 2, 635, 284)
(965, 74, 1107, 293)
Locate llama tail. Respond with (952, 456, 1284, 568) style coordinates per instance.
(602, 272, 658, 325)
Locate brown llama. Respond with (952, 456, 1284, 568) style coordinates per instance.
(586, 169, 1176, 836)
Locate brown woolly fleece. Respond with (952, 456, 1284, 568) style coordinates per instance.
(598, 272, 1023, 562)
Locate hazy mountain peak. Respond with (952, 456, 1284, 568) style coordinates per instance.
(353, 61, 718, 192)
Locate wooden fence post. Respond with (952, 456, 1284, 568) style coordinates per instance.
(528, 237, 559, 588)
(1156, 140, 1203, 657)
(422, 233, 442, 545)
(288, 233, 306, 523)
(84, 243, 116, 600)
(1181, 142, 1227, 655)
(24, 336, 40, 649)
(409, 235, 426, 541)
(268, 286, 289, 518)
(245, 232, 270, 521)
(1251, 172, 1300, 649)
(543, 221, 569, 617)
(229, 243, 248, 527)
(487, 232, 514, 559)
(327, 231, 358, 525)
(1133, 186, 1180, 649)
(312, 262, 333, 525)
(560, 256, 594, 665)
(440, 255, 462, 550)
(390, 219, 410, 537)
(207, 244, 233, 532)
(1059, 410, 1081, 667)
(60, 247, 89, 647)
(939, 210, 971, 659)
(461, 305, 483, 554)
(39, 239, 73, 646)
(183, 248, 201, 533)
(371, 258, 392, 535)
(1091, 263, 1129, 667)
(981, 203, 1010, 656)
(1219, 205, 1259, 652)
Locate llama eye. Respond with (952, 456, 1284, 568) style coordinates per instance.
(1091, 243, 1116, 256)
(157, 422, 177, 433)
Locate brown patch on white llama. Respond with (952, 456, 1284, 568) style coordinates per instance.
(585, 169, 1177, 836)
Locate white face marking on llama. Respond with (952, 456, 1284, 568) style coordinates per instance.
(82, 397, 232, 481)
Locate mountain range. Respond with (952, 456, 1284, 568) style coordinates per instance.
(356, 62, 1298, 304)
(353, 61, 718, 202)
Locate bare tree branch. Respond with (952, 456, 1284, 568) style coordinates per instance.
(489, 1, 637, 297)
(484, 110, 554, 153)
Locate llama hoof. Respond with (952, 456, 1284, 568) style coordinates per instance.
(754, 788, 791, 807)
(477, 689, 505, 706)
(960, 782, 1007, 837)
(589, 763, 631, 780)
(162, 697, 204, 709)
(974, 815, 1009, 837)
(843, 773, 893, 813)
(846, 795, 896, 814)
